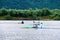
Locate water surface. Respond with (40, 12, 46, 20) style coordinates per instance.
(0, 20, 60, 40)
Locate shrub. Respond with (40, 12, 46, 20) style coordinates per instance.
(0, 8, 8, 16)
(41, 8, 52, 16)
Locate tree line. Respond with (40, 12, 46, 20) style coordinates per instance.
(0, 8, 60, 20)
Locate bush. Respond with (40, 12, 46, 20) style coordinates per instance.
(0, 8, 8, 16)
(0, 8, 60, 20)
(5, 15, 12, 20)
(41, 8, 52, 16)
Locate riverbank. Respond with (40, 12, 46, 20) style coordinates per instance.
(0, 8, 60, 20)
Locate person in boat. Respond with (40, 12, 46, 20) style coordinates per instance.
(33, 21, 36, 28)
(21, 21, 24, 24)
(35, 21, 40, 28)
(33, 21, 38, 28)
(41, 22, 43, 29)
(37, 21, 43, 29)
(37, 21, 40, 25)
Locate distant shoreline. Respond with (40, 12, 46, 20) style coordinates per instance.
(0, 8, 60, 20)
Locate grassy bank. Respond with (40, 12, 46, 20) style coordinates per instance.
(0, 8, 60, 20)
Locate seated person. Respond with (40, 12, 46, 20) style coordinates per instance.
(21, 21, 24, 24)
(37, 21, 40, 25)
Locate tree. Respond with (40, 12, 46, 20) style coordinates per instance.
(0, 8, 8, 16)
(41, 8, 51, 16)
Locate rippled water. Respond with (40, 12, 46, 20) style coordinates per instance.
(0, 20, 60, 40)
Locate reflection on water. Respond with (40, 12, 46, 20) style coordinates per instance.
(0, 20, 60, 40)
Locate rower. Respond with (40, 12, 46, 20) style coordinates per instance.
(36, 21, 40, 28)
(37, 21, 40, 25)
(41, 22, 43, 29)
(33, 21, 36, 28)
(21, 21, 24, 24)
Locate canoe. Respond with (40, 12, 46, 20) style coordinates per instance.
(24, 25, 41, 28)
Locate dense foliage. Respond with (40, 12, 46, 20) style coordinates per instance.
(0, 8, 60, 20)
(0, 0, 60, 9)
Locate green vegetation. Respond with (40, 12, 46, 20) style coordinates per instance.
(0, 8, 60, 20)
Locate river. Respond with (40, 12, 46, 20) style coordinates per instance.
(0, 20, 60, 40)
